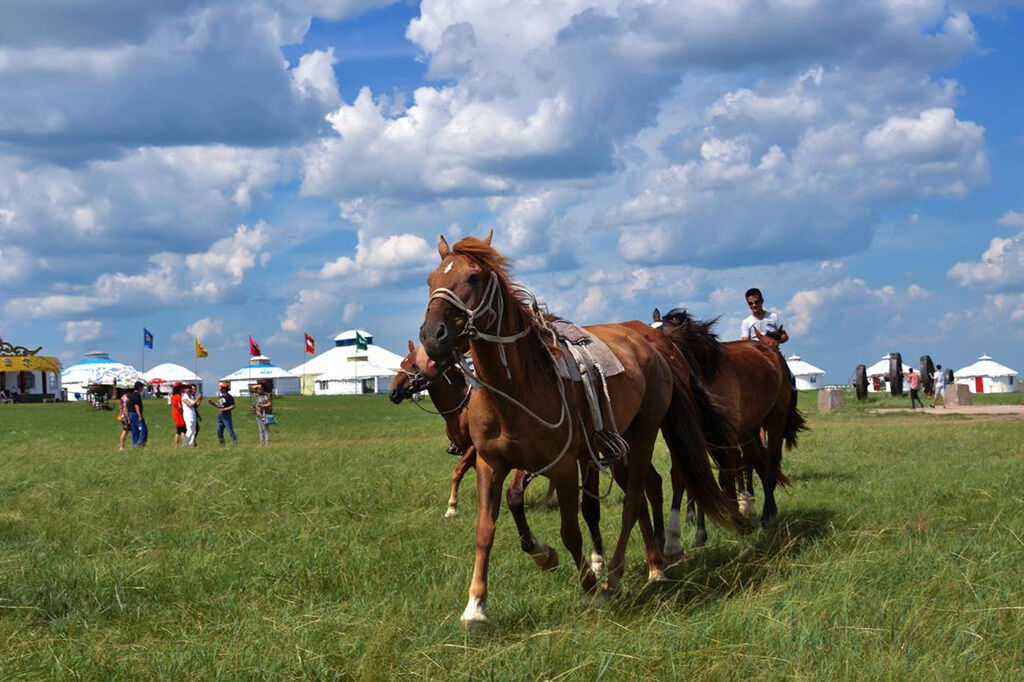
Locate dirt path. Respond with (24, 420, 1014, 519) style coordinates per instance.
(871, 404, 1024, 418)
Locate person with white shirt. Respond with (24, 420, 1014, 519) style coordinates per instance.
(740, 287, 789, 345)
(931, 364, 947, 408)
(182, 384, 201, 447)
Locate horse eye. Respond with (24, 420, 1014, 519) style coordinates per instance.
(467, 273, 481, 286)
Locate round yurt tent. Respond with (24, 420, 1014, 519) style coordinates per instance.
(954, 354, 1018, 394)
(61, 351, 143, 402)
(143, 363, 203, 397)
(864, 354, 912, 393)
(221, 356, 299, 396)
(786, 354, 826, 391)
(290, 329, 404, 396)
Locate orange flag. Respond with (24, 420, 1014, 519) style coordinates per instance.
(195, 338, 209, 358)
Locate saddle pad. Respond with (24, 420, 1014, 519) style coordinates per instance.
(548, 320, 625, 381)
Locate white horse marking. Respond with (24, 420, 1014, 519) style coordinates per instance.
(461, 596, 487, 624)
(444, 261, 454, 274)
(590, 550, 605, 577)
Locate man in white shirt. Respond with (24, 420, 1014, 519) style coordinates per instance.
(931, 364, 947, 408)
(740, 288, 789, 345)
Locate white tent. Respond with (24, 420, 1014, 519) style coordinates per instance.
(61, 351, 143, 401)
(864, 354, 912, 393)
(786, 354, 826, 391)
(143, 362, 203, 396)
(221, 356, 299, 396)
(290, 329, 404, 396)
(954, 354, 1018, 394)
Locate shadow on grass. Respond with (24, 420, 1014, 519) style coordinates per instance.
(628, 506, 836, 610)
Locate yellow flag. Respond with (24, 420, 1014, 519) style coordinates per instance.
(195, 338, 209, 358)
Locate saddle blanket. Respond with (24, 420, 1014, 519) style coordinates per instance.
(548, 320, 624, 382)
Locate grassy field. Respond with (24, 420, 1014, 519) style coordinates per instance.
(1, 391, 1023, 680)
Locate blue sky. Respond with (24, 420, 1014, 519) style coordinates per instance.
(2, 0, 1023, 384)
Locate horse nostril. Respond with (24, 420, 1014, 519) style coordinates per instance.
(436, 323, 448, 341)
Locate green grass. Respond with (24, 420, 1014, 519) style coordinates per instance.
(2, 393, 1023, 680)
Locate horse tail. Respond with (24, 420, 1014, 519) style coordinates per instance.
(783, 387, 807, 452)
(662, 379, 745, 532)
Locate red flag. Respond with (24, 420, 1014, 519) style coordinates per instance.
(304, 333, 316, 355)
(249, 336, 261, 357)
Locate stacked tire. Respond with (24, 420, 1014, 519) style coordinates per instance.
(854, 364, 868, 400)
(888, 353, 904, 396)
(920, 355, 935, 394)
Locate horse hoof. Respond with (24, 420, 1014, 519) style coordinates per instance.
(531, 543, 559, 571)
(738, 494, 758, 519)
(664, 535, 684, 559)
(590, 551, 605, 577)
(664, 548, 685, 565)
(460, 598, 487, 626)
(444, 507, 458, 518)
(647, 568, 667, 582)
(695, 531, 708, 547)
(582, 591, 608, 608)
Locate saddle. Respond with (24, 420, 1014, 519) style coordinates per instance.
(548, 320, 628, 468)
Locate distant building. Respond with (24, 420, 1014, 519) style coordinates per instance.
(786, 354, 826, 391)
(954, 355, 1018, 394)
(221, 356, 299, 396)
(1, 338, 61, 401)
(143, 363, 203, 396)
(290, 329, 404, 396)
(61, 351, 142, 402)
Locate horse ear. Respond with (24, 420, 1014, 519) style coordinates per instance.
(653, 308, 661, 322)
(483, 229, 493, 246)
(438, 235, 450, 259)
(407, 340, 415, 354)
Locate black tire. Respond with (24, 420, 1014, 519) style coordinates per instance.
(945, 368, 954, 384)
(889, 353, 903, 395)
(854, 364, 868, 400)
(920, 355, 935, 393)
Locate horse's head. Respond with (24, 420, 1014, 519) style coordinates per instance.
(653, 306, 689, 331)
(388, 340, 446, 404)
(420, 230, 502, 362)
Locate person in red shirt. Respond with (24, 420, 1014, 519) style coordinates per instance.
(170, 382, 187, 446)
(906, 368, 924, 409)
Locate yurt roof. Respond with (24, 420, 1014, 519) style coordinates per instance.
(221, 361, 297, 381)
(317, 361, 399, 382)
(865, 354, 913, 376)
(62, 352, 141, 385)
(143, 363, 202, 383)
(290, 331, 404, 376)
(954, 354, 1018, 378)
(786, 354, 825, 376)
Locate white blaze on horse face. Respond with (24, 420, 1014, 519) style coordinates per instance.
(461, 596, 486, 623)
(444, 261, 454, 274)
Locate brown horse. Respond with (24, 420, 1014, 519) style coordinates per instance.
(387, 341, 555, 521)
(653, 308, 806, 547)
(419, 234, 741, 624)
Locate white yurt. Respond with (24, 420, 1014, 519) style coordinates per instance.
(221, 356, 299, 396)
(290, 329, 404, 396)
(786, 354, 826, 391)
(61, 351, 143, 402)
(864, 353, 913, 393)
(143, 363, 203, 396)
(954, 354, 1018, 394)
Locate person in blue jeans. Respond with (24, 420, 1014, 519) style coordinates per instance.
(210, 382, 238, 446)
(126, 381, 148, 447)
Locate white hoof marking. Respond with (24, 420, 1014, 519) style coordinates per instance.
(648, 568, 667, 582)
(460, 597, 487, 624)
(738, 493, 757, 519)
(445, 506, 458, 518)
(590, 550, 605, 577)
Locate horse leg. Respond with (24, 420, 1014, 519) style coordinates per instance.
(541, 479, 558, 510)
(738, 440, 762, 519)
(551, 466, 599, 601)
(761, 430, 783, 526)
(606, 429, 665, 590)
(446, 446, 476, 518)
(506, 470, 558, 571)
(644, 464, 666, 555)
(461, 457, 510, 626)
(580, 463, 605, 577)
(665, 460, 687, 560)
(694, 506, 707, 547)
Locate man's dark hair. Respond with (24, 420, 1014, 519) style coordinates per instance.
(133, 381, 145, 390)
(936, 364, 942, 370)
(744, 288, 763, 300)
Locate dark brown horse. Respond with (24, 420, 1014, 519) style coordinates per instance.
(653, 308, 806, 547)
(419, 234, 741, 624)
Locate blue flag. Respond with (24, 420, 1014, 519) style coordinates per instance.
(143, 328, 154, 349)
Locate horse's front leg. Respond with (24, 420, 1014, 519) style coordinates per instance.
(580, 463, 605, 577)
(461, 456, 509, 626)
(551, 466, 599, 600)
(446, 446, 477, 518)
(665, 463, 687, 560)
(506, 470, 558, 570)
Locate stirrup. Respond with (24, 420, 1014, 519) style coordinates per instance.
(446, 441, 463, 456)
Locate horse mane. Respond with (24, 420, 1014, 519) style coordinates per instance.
(450, 236, 559, 373)
(663, 310, 722, 380)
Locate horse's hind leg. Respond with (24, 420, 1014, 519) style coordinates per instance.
(551, 467, 599, 600)
(738, 440, 763, 519)
(665, 459, 687, 559)
(761, 429, 783, 525)
(580, 464, 605, 577)
(644, 464, 666, 555)
(607, 427, 665, 589)
(506, 469, 558, 571)
(446, 447, 477, 518)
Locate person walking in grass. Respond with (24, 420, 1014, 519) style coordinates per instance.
(127, 381, 148, 447)
(117, 387, 131, 450)
(906, 368, 924, 409)
(182, 384, 200, 447)
(210, 382, 238, 446)
(252, 382, 273, 446)
(170, 382, 186, 447)
(931, 364, 947, 409)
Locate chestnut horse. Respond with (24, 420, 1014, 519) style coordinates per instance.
(653, 308, 806, 547)
(419, 234, 741, 624)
